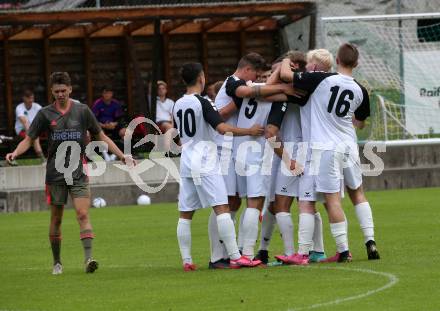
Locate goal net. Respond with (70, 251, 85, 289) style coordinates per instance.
(322, 13, 440, 142)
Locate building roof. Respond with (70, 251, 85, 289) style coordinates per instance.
(1, 0, 311, 13)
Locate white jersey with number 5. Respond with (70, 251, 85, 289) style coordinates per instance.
(233, 83, 272, 164)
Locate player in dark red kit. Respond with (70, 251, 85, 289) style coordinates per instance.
(6, 72, 134, 275)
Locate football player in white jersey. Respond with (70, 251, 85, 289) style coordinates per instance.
(255, 52, 325, 264)
(174, 62, 264, 271)
(335, 44, 380, 260)
(278, 44, 371, 263)
(242, 51, 327, 265)
(292, 45, 379, 261)
(208, 53, 295, 267)
(232, 65, 282, 260)
(253, 65, 282, 264)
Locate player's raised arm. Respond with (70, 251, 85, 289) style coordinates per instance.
(280, 58, 295, 83)
(233, 83, 292, 99)
(199, 92, 264, 137)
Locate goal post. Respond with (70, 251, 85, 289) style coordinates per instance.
(321, 13, 440, 143)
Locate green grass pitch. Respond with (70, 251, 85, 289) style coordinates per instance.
(1, 187, 439, 311)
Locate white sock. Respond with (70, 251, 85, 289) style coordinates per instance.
(330, 221, 349, 253)
(312, 212, 325, 253)
(177, 218, 192, 264)
(102, 150, 111, 162)
(276, 212, 295, 256)
(208, 210, 225, 263)
(237, 209, 246, 251)
(241, 208, 260, 257)
(354, 202, 375, 243)
(298, 213, 315, 255)
(216, 213, 241, 260)
(225, 210, 238, 259)
(259, 211, 276, 251)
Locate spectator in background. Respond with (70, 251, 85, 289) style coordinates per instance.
(14, 89, 45, 161)
(155, 80, 175, 134)
(92, 86, 126, 161)
(204, 81, 223, 103)
(204, 82, 216, 103)
(213, 81, 223, 96)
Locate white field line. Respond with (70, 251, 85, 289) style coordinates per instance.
(8, 264, 399, 311)
(287, 266, 399, 311)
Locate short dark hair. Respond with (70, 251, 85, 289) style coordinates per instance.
(101, 85, 113, 93)
(337, 43, 359, 68)
(22, 89, 34, 97)
(262, 63, 272, 72)
(272, 54, 285, 64)
(237, 52, 266, 71)
(285, 51, 307, 72)
(49, 72, 71, 87)
(273, 51, 307, 72)
(180, 62, 203, 86)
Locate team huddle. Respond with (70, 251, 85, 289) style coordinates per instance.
(5, 43, 380, 274)
(173, 43, 380, 271)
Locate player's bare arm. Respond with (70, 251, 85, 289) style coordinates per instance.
(95, 130, 135, 166)
(234, 83, 292, 99)
(265, 124, 284, 158)
(265, 124, 300, 175)
(280, 58, 295, 83)
(352, 117, 366, 129)
(218, 101, 238, 120)
(216, 123, 264, 136)
(5, 135, 34, 163)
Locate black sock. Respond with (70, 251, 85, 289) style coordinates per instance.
(50, 236, 61, 264)
(80, 229, 94, 261)
(81, 238, 93, 261)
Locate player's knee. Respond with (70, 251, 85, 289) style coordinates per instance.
(52, 217, 62, 227)
(228, 196, 241, 211)
(298, 201, 315, 214)
(76, 210, 89, 223)
(268, 202, 276, 214)
(49, 233, 62, 241)
(213, 204, 230, 215)
(347, 187, 366, 205)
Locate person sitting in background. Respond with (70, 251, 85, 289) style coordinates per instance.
(155, 81, 175, 134)
(213, 81, 223, 97)
(14, 89, 45, 162)
(92, 86, 126, 161)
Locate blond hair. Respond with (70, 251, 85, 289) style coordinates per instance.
(306, 49, 334, 72)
